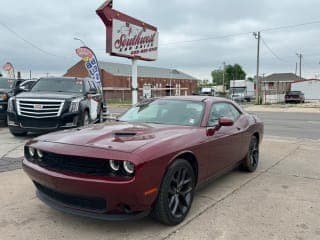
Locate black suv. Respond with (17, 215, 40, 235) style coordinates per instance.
(0, 77, 31, 124)
(7, 77, 105, 136)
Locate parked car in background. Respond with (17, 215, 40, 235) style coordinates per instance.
(0, 77, 32, 125)
(7, 77, 104, 136)
(285, 91, 305, 103)
(23, 96, 263, 225)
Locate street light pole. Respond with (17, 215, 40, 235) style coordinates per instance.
(74, 37, 87, 46)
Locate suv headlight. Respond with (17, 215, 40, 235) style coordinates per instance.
(0, 93, 8, 101)
(69, 98, 82, 112)
(7, 97, 15, 112)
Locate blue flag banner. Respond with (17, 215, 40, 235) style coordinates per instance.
(75, 47, 102, 86)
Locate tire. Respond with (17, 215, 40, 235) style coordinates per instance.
(79, 110, 90, 126)
(9, 126, 27, 136)
(97, 106, 104, 123)
(151, 159, 195, 225)
(242, 135, 259, 172)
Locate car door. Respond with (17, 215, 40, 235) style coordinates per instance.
(204, 102, 243, 178)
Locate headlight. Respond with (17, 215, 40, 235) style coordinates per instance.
(69, 98, 82, 112)
(123, 161, 135, 174)
(36, 149, 43, 159)
(28, 147, 35, 157)
(109, 160, 120, 171)
(7, 97, 14, 112)
(0, 93, 8, 101)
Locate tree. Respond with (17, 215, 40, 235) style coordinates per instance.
(211, 64, 246, 89)
(211, 69, 224, 86)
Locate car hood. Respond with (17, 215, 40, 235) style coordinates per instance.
(36, 122, 195, 153)
(16, 91, 83, 100)
(0, 88, 11, 94)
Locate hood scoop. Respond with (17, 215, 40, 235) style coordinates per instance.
(114, 132, 137, 137)
(112, 130, 154, 142)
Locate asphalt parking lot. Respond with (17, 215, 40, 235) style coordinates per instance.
(0, 109, 320, 240)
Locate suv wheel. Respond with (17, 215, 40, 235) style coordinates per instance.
(79, 110, 90, 126)
(98, 106, 104, 123)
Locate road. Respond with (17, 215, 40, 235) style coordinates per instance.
(108, 106, 320, 140)
(250, 111, 320, 140)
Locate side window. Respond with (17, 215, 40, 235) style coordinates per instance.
(207, 103, 241, 127)
(227, 104, 241, 120)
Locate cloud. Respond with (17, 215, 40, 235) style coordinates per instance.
(1, 0, 320, 80)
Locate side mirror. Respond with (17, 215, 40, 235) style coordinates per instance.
(206, 117, 234, 137)
(218, 117, 234, 127)
(87, 88, 97, 95)
(19, 85, 28, 92)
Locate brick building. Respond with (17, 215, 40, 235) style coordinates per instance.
(64, 61, 199, 101)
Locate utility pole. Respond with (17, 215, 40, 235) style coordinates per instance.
(296, 53, 302, 80)
(222, 61, 226, 93)
(253, 32, 261, 104)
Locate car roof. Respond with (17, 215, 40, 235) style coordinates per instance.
(38, 77, 91, 81)
(161, 95, 234, 103)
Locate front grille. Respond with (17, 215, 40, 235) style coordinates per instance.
(34, 182, 107, 212)
(17, 98, 65, 118)
(20, 117, 59, 129)
(34, 152, 111, 176)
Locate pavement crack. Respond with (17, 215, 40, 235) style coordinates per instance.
(1, 143, 25, 159)
(290, 174, 320, 181)
(161, 144, 301, 240)
(197, 195, 218, 202)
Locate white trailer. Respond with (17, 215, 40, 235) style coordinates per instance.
(229, 80, 255, 102)
(291, 79, 320, 100)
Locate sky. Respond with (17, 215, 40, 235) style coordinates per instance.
(1, 0, 320, 81)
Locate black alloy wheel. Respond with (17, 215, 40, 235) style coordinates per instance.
(242, 135, 259, 172)
(152, 159, 195, 225)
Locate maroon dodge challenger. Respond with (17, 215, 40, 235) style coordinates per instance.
(23, 96, 263, 225)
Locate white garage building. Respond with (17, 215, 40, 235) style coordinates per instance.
(291, 79, 320, 100)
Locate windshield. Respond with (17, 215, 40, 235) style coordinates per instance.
(0, 78, 14, 89)
(119, 99, 204, 126)
(31, 78, 84, 93)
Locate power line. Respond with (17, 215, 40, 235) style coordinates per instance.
(261, 37, 289, 63)
(260, 20, 320, 32)
(0, 21, 73, 60)
(160, 32, 252, 46)
(161, 20, 320, 47)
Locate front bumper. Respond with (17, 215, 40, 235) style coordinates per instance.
(36, 189, 149, 221)
(22, 143, 161, 219)
(7, 111, 79, 132)
(0, 102, 7, 121)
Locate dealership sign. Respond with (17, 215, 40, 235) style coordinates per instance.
(112, 19, 158, 60)
(96, 0, 158, 61)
